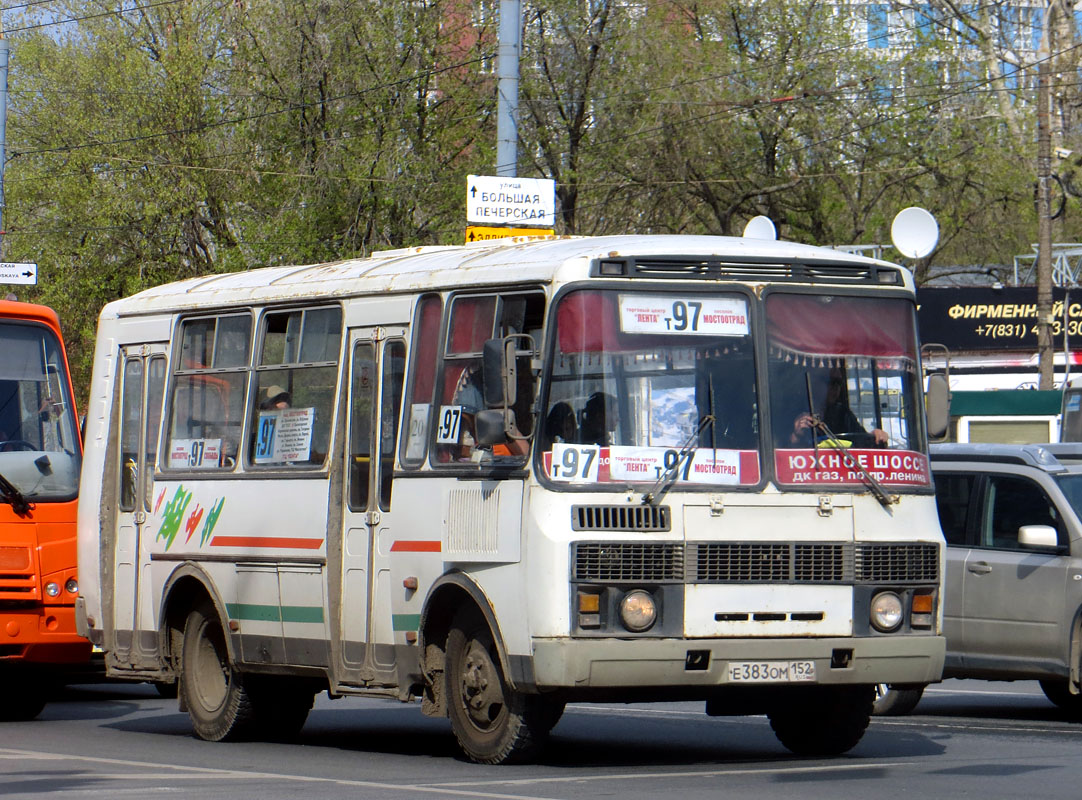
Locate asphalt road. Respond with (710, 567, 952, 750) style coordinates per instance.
(0, 679, 1079, 799)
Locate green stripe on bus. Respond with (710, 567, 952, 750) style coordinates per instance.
(226, 603, 324, 624)
(392, 613, 421, 631)
(281, 606, 324, 624)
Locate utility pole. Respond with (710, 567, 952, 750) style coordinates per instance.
(1036, 2, 1056, 390)
(495, 0, 521, 177)
(0, 20, 9, 262)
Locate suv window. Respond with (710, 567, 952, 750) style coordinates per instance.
(934, 472, 974, 545)
(981, 475, 1063, 549)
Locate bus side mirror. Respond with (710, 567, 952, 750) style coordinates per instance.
(925, 373, 950, 440)
(482, 338, 515, 408)
(475, 409, 507, 447)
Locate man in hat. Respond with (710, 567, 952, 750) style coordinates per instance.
(261, 384, 291, 410)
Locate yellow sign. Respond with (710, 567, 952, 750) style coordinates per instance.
(465, 226, 555, 243)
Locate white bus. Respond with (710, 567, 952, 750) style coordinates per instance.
(76, 235, 946, 764)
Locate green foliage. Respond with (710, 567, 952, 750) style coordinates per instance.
(0, 0, 1067, 398)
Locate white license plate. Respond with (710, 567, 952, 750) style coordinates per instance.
(727, 660, 816, 683)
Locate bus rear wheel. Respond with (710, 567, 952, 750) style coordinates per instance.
(768, 685, 873, 756)
(445, 609, 547, 765)
(179, 602, 258, 742)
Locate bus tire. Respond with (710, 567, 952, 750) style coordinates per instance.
(445, 608, 547, 764)
(768, 685, 873, 756)
(872, 683, 925, 716)
(179, 602, 257, 742)
(0, 676, 48, 721)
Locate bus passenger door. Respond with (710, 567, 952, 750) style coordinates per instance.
(113, 345, 167, 667)
(340, 328, 406, 682)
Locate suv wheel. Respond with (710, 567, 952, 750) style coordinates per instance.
(872, 683, 925, 716)
(1040, 679, 1082, 717)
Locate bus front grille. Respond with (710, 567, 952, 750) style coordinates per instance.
(686, 542, 934, 584)
(854, 543, 939, 583)
(571, 505, 671, 532)
(571, 541, 938, 584)
(572, 543, 684, 582)
(689, 543, 849, 583)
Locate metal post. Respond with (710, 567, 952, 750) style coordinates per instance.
(0, 35, 9, 261)
(496, 0, 521, 177)
(1037, 4, 1055, 390)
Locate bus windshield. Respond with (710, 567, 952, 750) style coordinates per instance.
(767, 293, 927, 487)
(0, 320, 81, 499)
(541, 288, 928, 489)
(542, 289, 761, 486)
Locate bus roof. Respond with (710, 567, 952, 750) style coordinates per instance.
(0, 298, 63, 331)
(102, 234, 909, 318)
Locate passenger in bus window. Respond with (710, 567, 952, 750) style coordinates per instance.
(451, 364, 484, 454)
(542, 402, 577, 450)
(580, 392, 618, 446)
(261, 385, 291, 410)
(789, 369, 886, 448)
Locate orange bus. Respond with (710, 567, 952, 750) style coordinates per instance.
(0, 298, 88, 719)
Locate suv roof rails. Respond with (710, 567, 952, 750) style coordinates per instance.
(929, 442, 1068, 472)
(1034, 442, 1082, 464)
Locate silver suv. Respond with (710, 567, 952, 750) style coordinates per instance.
(875, 442, 1082, 716)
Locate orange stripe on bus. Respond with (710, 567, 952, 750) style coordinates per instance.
(209, 536, 324, 549)
(390, 540, 442, 552)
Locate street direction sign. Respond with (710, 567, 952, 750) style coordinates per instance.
(466, 174, 555, 226)
(0, 262, 37, 286)
(466, 226, 554, 243)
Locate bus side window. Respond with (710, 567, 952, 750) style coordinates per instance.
(249, 306, 341, 468)
(433, 291, 544, 465)
(380, 341, 406, 509)
(165, 314, 250, 471)
(119, 359, 143, 512)
(400, 294, 442, 468)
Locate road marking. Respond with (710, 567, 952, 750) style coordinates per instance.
(923, 686, 1044, 697)
(0, 748, 562, 800)
(873, 718, 1082, 735)
(422, 761, 907, 788)
(0, 748, 914, 793)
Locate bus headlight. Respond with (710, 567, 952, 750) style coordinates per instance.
(65, 578, 79, 595)
(619, 590, 657, 632)
(870, 591, 903, 632)
(44, 582, 61, 597)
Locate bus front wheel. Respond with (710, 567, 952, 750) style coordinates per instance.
(767, 685, 873, 756)
(445, 608, 547, 764)
(0, 675, 48, 720)
(179, 602, 257, 742)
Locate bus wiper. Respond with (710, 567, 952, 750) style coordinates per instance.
(642, 414, 715, 506)
(0, 470, 33, 517)
(802, 373, 896, 510)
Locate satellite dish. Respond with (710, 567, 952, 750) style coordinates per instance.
(743, 215, 777, 240)
(891, 207, 939, 259)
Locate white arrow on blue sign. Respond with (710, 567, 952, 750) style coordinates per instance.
(0, 262, 37, 286)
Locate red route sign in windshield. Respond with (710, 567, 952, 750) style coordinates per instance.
(774, 448, 930, 486)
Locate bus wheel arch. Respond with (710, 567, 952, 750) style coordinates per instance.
(419, 574, 512, 718)
(160, 566, 234, 688)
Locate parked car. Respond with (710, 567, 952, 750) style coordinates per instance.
(874, 442, 1082, 716)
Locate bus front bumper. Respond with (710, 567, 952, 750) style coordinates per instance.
(524, 634, 945, 690)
